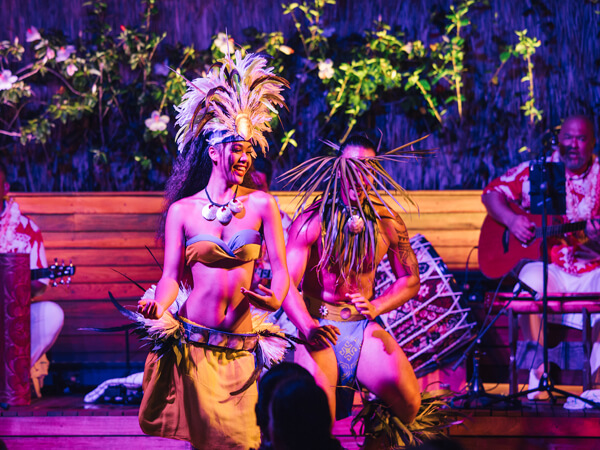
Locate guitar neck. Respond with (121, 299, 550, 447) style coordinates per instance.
(535, 220, 587, 239)
(31, 268, 51, 281)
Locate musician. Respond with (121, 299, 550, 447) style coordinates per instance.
(0, 162, 64, 396)
(482, 115, 600, 399)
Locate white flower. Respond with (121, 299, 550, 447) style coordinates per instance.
(56, 45, 76, 62)
(0, 70, 18, 91)
(145, 110, 170, 131)
(26, 26, 41, 42)
(318, 59, 334, 80)
(214, 32, 234, 55)
(45, 47, 55, 60)
(66, 64, 78, 77)
(401, 42, 413, 54)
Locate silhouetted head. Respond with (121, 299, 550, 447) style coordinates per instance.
(268, 376, 341, 450)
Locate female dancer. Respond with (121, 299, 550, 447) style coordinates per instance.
(136, 50, 290, 450)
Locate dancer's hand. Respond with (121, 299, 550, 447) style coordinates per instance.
(137, 299, 165, 319)
(304, 325, 340, 349)
(346, 293, 378, 320)
(241, 284, 279, 311)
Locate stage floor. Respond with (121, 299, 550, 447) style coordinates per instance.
(2, 385, 600, 449)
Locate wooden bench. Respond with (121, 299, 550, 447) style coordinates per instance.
(484, 292, 600, 394)
(12, 190, 487, 384)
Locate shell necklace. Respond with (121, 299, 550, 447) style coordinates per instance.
(202, 186, 245, 224)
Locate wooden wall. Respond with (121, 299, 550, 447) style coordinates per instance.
(13, 190, 486, 384)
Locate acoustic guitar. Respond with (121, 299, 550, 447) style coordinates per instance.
(478, 203, 588, 279)
(31, 259, 76, 285)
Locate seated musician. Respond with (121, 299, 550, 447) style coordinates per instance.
(481, 115, 600, 399)
(0, 162, 64, 397)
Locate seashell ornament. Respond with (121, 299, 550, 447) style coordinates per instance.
(228, 198, 245, 214)
(347, 214, 365, 234)
(204, 186, 242, 224)
(202, 203, 218, 221)
(216, 205, 233, 224)
(235, 113, 252, 141)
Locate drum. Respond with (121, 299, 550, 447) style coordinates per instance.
(0, 253, 31, 405)
(375, 234, 476, 378)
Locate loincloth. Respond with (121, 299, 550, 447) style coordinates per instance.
(305, 295, 371, 419)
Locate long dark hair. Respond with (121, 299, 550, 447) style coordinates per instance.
(157, 135, 260, 240)
(157, 134, 213, 240)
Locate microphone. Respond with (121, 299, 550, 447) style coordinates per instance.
(513, 281, 540, 300)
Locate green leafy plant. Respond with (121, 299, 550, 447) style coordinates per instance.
(495, 29, 542, 124)
(429, 0, 476, 120)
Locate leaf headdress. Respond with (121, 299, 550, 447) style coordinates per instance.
(279, 136, 430, 279)
(174, 49, 289, 155)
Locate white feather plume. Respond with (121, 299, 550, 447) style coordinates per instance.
(174, 49, 288, 154)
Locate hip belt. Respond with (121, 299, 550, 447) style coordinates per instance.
(178, 315, 260, 352)
(304, 295, 365, 322)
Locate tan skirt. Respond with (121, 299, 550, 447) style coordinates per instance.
(139, 342, 260, 450)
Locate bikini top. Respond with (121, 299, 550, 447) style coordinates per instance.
(185, 229, 263, 265)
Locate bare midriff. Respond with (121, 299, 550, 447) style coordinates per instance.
(178, 260, 255, 334)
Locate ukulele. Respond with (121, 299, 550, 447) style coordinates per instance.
(478, 202, 590, 279)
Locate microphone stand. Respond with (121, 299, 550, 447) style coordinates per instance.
(450, 283, 531, 409)
(503, 132, 600, 409)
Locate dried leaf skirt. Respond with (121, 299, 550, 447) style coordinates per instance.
(139, 341, 260, 450)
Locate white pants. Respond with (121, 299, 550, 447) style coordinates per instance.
(30, 301, 64, 366)
(518, 262, 600, 384)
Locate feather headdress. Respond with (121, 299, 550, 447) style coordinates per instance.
(279, 135, 431, 279)
(174, 49, 289, 155)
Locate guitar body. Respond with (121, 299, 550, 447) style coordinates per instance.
(478, 203, 562, 279)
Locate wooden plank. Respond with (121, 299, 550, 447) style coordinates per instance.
(0, 437, 187, 449)
(407, 229, 479, 247)
(29, 214, 160, 232)
(61, 265, 163, 284)
(274, 190, 485, 215)
(38, 283, 147, 301)
(46, 248, 165, 267)
(0, 415, 151, 436)
(46, 300, 141, 333)
(42, 231, 160, 249)
(453, 437, 600, 449)
(448, 416, 600, 437)
(13, 193, 165, 214)
(403, 212, 486, 230)
(15, 191, 485, 215)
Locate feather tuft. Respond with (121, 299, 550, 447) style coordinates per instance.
(174, 47, 288, 154)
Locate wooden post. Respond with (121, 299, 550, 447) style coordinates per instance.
(0, 253, 31, 406)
